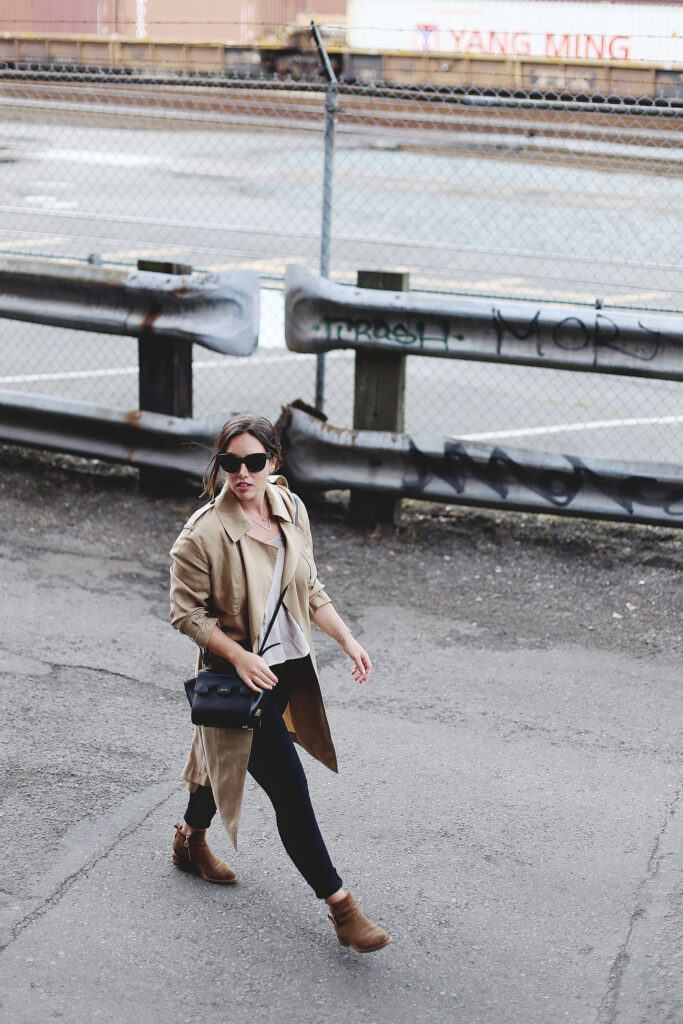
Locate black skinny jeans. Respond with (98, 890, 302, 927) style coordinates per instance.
(184, 657, 342, 900)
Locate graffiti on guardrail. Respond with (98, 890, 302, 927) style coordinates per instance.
(314, 314, 454, 350)
(313, 308, 663, 366)
(278, 405, 683, 527)
(404, 438, 683, 519)
(493, 309, 662, 364)
(286, 265, 683, 380)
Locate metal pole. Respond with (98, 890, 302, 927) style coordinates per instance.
(310, 21, 338, 413)
(319, 82, 338, 281)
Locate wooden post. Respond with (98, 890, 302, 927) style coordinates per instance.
(137, 260, 193, 494)
(138, 335, 192, 419)
(348, 269, 409, 526)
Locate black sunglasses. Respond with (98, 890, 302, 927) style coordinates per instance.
(217, 451, 272, 474)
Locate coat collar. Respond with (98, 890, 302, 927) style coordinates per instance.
(214, 477, 293, 542)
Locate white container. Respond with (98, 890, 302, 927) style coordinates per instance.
(347, 0, 683, 64)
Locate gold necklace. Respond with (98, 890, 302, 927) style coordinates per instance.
(247, 508, 272, 532)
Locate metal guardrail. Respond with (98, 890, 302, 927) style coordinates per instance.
(0, 256, 260, 489)
(279, 406, 683, 527)
(0, 256, 260, 355)
(284, 269, 683, 525)
(0, 389, 219, 476)
(285, 265, 683, 381)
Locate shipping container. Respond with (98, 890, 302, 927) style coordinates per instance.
(0, 1, 347, 40)
(141, 0, 346, 44)
(34, 0, 99, 34)
(1, 0, 115, 35)
(0, 1, 35, 34)
(346, 0, 683, 65)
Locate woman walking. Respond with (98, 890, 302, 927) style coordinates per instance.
(169, 414, 391, 953)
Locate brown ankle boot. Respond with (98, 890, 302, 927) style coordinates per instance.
(328, 892, 391, 952)
(172, 823, 237, 884)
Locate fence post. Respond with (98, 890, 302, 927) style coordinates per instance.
(310, 20, 339, 414)
(137, 259, 193, 493)
(348, 269, 409, 526)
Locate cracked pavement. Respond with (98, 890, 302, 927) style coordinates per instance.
(1, 445, 681, 1024)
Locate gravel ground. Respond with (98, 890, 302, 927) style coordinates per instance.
(2, 443, 680, 665)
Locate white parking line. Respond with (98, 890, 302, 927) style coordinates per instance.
(0, 367, 139, 385)
(458, 414, 683, 443)
(2, 367, 678, 444)
(0, 204, 320, 240)
(0, 352, 313, 386)
(0, 235, 74, 250)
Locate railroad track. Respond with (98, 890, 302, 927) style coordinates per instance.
(1, 76, 682, 153)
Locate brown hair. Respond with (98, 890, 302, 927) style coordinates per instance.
(202, 414, 283, 499)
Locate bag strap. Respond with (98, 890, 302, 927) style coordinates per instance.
(256, 495, 298, 656)
(257, 582, 289, 657)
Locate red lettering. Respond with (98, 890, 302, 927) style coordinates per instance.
(468, 31, 486, 54)
(449, 27, 531, 57)
(449, 29, 468, 51)
(446, 27, 629, 62)
(545, 34, 570, 58)
(512, 33, 531, 56)
(488, 31, 508, 55)
(609, 36, 630, 60)
(584, 35, 606, 60)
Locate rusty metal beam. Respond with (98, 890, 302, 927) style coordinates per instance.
(0, 389, 223, 477)
(280, 406, 683, 528)
(0, 256, 259, 356)
(285, 266, 683, 381)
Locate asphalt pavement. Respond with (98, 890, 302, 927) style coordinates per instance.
(1, 445, 681, 1024)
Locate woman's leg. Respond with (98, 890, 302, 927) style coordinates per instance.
(247, 669, 343, 900)
(249, 663, 391, 950)
(172, 784, 236, 884)
(183, 784, 217, 832)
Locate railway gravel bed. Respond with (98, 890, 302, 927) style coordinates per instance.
(2, 78, 683, 144)
(2, 78, 682, 172)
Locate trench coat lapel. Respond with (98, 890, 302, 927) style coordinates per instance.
(211, 480, 307, 649)
(213, 481, 251, 541)
(266, 481, 306, 593)
(280, 521, 305, 589)
(214, 483, 268, 651)
(214, 478, 297, 545)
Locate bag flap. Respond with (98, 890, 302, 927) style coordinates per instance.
(194, 668, 242, 695)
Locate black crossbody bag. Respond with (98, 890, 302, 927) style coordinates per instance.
(183, 583, 289, 730)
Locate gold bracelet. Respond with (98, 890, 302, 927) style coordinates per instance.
(336, 627, 352, 643)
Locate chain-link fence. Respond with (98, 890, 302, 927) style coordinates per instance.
(1, 57, 682, 468)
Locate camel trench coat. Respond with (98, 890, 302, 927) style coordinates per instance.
(169, 476, 337, 847)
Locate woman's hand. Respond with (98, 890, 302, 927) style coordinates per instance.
(232, 651, 278, 692)
(311, 603, 373, 684)
(340, 634, 372, 684)
(206, 625, 278, 693)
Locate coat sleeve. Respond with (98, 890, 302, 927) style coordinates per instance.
(295, 496, 332, 617)
(169, 530, 219, 650)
